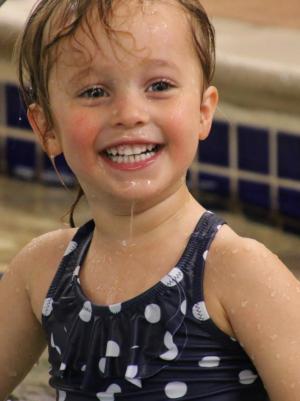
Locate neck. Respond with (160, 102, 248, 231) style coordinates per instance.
(85, 185, 204, 250)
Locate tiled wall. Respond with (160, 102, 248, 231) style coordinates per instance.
(1, 82, 300, 226)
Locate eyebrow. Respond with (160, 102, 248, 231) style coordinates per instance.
(67, 67, 98, 86)
(67, 58, 179, 85)
(141, 58, 180, 71)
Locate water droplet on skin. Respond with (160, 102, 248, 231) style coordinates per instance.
(271, 291, 277, 297)
(241, 300, 249, 308)
(232, 249, 238, 254)
(276, 353, 281, 359)
(270, 334, 278, 341)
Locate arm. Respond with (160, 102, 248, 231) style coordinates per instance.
(0, 247, 47, 400)
(218, 236, 300, 401)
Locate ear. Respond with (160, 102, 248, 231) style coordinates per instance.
(27, 103, 62, 157)
(198, 86, 219, 141)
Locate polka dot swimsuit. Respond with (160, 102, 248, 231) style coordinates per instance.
(42, 211, 269, 401)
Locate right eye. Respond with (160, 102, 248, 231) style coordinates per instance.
(79, 86, 108, 99)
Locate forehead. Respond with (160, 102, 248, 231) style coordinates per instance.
(52, 0, 197, 73)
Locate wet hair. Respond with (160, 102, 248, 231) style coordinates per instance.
(15, 0, 216, 227)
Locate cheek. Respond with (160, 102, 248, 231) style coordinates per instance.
(59, 111, 98, 150)
(164, 100, 201, 142)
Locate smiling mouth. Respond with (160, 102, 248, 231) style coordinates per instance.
(102, 143, 163, 164)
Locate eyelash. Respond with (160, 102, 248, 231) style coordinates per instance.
(79, 80, 175, 99)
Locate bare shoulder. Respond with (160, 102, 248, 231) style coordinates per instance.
(7, 226, 77, 321)
(206, 224, 300, 400)
(208, 223, 298, 292)
(207, 223, 299, 310)
(0, 227, 77, 397)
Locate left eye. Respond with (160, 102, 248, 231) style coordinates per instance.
(148, 80, 174, 92)
(80, 87, 107, 98)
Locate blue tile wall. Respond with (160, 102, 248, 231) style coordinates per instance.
(5, 84, 30, 130)
(198, 121, 229, 166)
(278, 132, 300, 181)
(238, 180, 270, 209)
(279, 188, 300, 219)
(198, 173, 230, 197)
(238, 125, 269, 174)
(6, 138, 36, 179)
(42, 153, 75, 185)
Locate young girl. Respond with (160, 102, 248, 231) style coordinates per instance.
(1, 1, 299, 400)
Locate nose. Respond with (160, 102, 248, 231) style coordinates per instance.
(110, 91, 150, 128)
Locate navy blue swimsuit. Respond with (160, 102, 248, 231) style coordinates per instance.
(42, 211, 269, 400)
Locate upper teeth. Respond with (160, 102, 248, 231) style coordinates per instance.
(105, 144, 157, 156)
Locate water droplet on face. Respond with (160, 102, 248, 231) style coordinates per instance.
(241, 300, 249, 308)
(270, 334, 278, 341)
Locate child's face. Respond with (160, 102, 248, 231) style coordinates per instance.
(34, 0, 218, 206)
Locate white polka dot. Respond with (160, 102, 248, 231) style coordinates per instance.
(125, 377, 142, 388)
(239, 370, 258, 385)
(106, 340, 120, 357)
(64, 241, 78, 256)
(42, 298, 53, 317)
(50, 333, 61, 355)
(97, 384, 121, 401)
(99, 357, 106, 373)
(79, 301, 92, 322)
(160, 331, 178, 361)
(180, 300, 187, 315)
(109, 303, 122, 314)
(73, 265, 80, 277)
(125, 364, 138, 379)
(217, 224, 222, 231)
(165, 381, 187, 399)
(58, 390, 66, 401)
(59, 362, 67, 371)
(145, 304, 161, 323)
(81, 364, 87, 372)
(203, 250, 208, 261)
(161, 267, 183, 287)
(198, 356, 220, 368)
(230, 336, 237, 342)
(192, 301, 210, 321)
